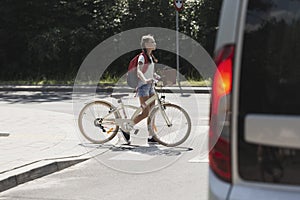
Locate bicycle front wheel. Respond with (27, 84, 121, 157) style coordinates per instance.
(148, 103, 191, 147)
(78, 101, 120, 144)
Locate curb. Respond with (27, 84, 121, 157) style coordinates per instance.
(0, 85, 211, 94)
(0, 157, 88, 193)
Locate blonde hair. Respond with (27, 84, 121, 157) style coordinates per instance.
(140, 34, 154, 49)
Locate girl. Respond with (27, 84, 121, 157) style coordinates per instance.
(122, 34, 160, 143)
(134, 34, 160, 125)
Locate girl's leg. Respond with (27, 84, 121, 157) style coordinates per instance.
(133, 96, 151, 124)
(133, 92, 157, 142)
(133, 84, 155, 125)
(148, 93, 157, 132)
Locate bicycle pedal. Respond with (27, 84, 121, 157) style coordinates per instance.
(107, 128, 114, 134)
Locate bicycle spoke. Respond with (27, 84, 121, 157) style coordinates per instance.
(78, 101, 119, 144)
(82, 112, 97, 122)
(87, 104, 97, 119)
(149, 104, 191, 147)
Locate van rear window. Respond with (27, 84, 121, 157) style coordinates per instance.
(240, 0, 300, 115)
(238, 0, 300, 185)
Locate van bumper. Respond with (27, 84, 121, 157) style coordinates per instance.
(209, 169, 231, 200)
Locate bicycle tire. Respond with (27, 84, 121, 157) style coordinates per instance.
(147, 103, 191, 147)
(78, 100, 120, 144)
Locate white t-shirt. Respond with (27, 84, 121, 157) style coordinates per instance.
(137, 54, 154, 86)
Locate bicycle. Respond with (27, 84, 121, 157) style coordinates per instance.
(78, 83, 191, 147)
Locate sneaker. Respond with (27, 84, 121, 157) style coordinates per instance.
(121, 130, 130, 143)
(148, 137, 157, 143)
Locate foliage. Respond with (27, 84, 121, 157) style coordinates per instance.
(0, 0, 222, 82)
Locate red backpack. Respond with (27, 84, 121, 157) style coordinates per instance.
(126, 52, 149, 88)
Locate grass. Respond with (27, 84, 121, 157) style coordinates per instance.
(182, 78, 211, 87)
(0, 80, 75, 85)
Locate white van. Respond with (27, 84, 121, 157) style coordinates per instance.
(209, 0, 300, 199)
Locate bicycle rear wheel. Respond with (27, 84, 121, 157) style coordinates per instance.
(78, 101, 120, 144)
(147, 103, 191, 147)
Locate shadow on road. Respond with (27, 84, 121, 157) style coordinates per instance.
(79, 143, 193, 157)
(111, 145, 193, 157)
(0, 91, 72, 104)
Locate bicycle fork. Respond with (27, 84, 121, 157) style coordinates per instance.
(159, 103, 172, 127)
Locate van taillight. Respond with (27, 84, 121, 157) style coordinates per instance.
(209, 44, 234, 182)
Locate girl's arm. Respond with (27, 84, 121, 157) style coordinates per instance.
(137, 61, 147, 83)
(137, 61, 152, 83)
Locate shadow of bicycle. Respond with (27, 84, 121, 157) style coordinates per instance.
(79, 143, 193, 157)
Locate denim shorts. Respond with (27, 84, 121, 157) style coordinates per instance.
(136, 83, 155, 97)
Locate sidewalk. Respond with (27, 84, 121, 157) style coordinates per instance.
(0, 105, 116, 193)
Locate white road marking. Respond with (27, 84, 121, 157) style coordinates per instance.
(188, 154, 208, 163)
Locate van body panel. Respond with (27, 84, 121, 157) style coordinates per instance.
(215, 0, 242, 51)
(229, 184, 300, 200)
(209, 169, 231, 200)
(210, 0, 300, 199)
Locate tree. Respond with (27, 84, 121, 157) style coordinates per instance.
(0, 0, 222, 82)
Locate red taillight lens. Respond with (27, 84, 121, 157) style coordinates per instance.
(209, 137, 231, 181)
(211, 45, 234, 114)
(209, 44, 234, 182)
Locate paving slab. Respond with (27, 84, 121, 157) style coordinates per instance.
(0, 105, 115, 192)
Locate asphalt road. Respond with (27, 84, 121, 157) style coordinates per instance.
(0, 91, 210, 200)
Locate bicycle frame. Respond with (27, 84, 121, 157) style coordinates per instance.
(100, 90, 171, 132)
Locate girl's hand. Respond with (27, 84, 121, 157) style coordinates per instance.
(154, 74, 161, 80)
(146, 79, 154, 84)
